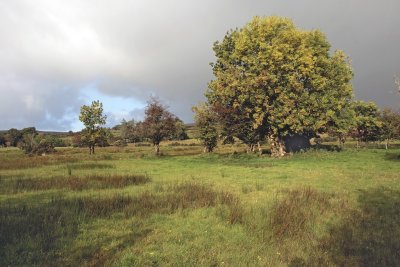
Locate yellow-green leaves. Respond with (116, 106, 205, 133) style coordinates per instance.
(79, 100, 107, 154)
(207, 16, 354, 151)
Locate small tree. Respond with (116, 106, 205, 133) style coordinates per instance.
(350, 101, 382, 148)
(19, 132, 37, 153)
(79, 100, 107, 154)
(381, 108, 400, 149)
(142, 97, 177, 155)
(193, 103, 219, 153)
(170, 118, 189, 140)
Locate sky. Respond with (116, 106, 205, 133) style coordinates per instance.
(0, 0, 399, 131)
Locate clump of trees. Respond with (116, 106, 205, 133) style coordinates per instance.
(203, 16, 354, 157)
(349, 101, 382, 148)
(3, 127, 56, 155)
(380, 108, 400, 149)
(120, 119, 143, 144)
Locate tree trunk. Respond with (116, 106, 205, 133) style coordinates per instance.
(257, 142, 262, 155)
(385, 139, 389, 150)
(203, 145, 214, 153)
(268, 135, 286, 158)
(338, 135, 345, 148)
(154, 143, 160, 155)
(246, 144, 252, 154)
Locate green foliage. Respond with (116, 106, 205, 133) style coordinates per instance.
(45, 135, 67, 147)
(350, 101, 383, 145)
(15, 129, 56, 155)
(30, 139, 56, 155)
(79, 100, 107, 154)
(206, 16, 354, 156)
(113, 138, 128, 147)
(380, 108, 400, 148)
(170, 118, 189, 140)
(326, 107, 355, 145)
(120, 119, 143, 143)
(5, 128, 22, 147)
(193, 103, 219, 152)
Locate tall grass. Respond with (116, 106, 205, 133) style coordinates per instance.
(0, 181, 243, 266)
(0, 155, 78, 170)
(6, 174, 150, 193)
(270, 187, 331, 239)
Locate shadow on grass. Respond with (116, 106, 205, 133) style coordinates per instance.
(384, 152, 400, 161)
(312, 144, 342, 152)
(0, 182, 242, 266)
(0, 198, 80, 266)
(303, 187, 400, 266)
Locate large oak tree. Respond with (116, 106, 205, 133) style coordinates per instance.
(206, 16, 354, 157)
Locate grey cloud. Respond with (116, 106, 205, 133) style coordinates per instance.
(0, 0, 399, 130)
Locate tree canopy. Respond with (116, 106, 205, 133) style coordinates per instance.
(206, 16, 354, 156)
(381, 108, 400, 149)
(349, 101, 382, 147)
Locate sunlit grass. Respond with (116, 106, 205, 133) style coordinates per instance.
(1, 143, 400, 266)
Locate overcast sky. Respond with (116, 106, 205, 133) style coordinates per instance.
(1, 0, 399, 131)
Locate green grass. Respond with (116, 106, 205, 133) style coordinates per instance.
(1, 144, 400, 266)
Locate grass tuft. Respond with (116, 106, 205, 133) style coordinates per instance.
(271, 187, 331, 239)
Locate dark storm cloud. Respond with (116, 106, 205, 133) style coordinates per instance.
(0, 0, 399, 130)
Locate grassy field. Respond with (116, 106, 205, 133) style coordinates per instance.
(1, 142, 400, 266)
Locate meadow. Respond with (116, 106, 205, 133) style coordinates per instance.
(1, 141, 400, 266)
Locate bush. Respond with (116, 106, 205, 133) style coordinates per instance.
(46, 136, 67, 147)
(30, 140, 56, 155)
(113, 139, 128, 147)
